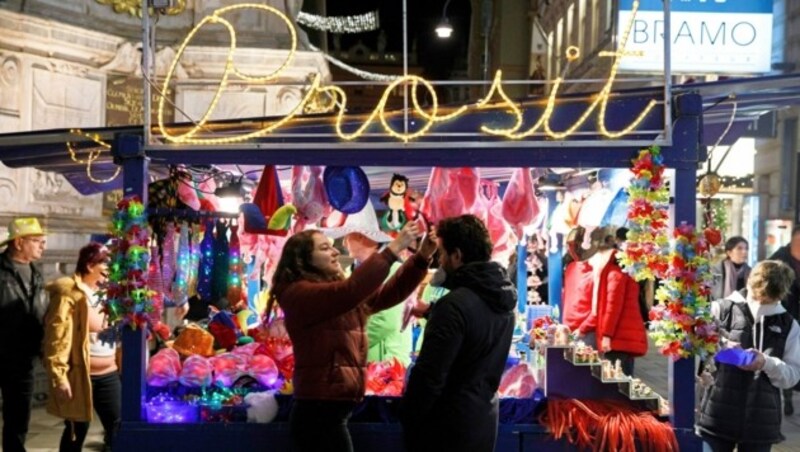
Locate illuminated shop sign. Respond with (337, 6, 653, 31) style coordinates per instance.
(618, 0, 773, 74)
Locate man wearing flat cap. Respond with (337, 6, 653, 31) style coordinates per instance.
(0, 217, 48, 452)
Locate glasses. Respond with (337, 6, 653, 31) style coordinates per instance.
(23, 237, 47, 245)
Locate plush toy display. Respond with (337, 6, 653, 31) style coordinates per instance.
(380, 173, 415, 232)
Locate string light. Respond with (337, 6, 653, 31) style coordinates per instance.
(296, 11, 380, 34)
(308, 42, 400, 82)
(154, 1, 657, 145)
(66, 129, 120, 184)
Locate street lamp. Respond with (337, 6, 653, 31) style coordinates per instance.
(435, 0, 453, 39)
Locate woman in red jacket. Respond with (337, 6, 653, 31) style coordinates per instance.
(267, 222, 435, 452)
(592, 242, 648, 376)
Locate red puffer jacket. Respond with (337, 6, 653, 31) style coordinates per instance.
(595, 251, 648, 357)
(278, 248, 429, 401)
(562, 260, 596, 335)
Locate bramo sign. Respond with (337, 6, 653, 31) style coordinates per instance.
(618, 0, 773, 74)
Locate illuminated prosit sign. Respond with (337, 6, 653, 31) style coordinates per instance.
(157, 1, 657, 145)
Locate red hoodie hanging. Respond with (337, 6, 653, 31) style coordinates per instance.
(379, 173, 417, 232)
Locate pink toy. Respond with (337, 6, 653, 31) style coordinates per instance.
(179, 355, 213, 387)
(292, 166, 330, 231)
(248, 354, 279, 387)
(502, 168, 540, 238)
(147, 348, 182, 387)
(498, 362, 537, 398)
(210, 352, 247, 387)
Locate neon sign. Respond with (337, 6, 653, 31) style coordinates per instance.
(156, 1, 656, 144)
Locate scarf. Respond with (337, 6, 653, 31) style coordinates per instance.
(722, 259, 750, 300)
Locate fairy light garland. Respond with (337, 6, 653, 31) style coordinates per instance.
(649, 223, 720, 361)
(297, 11, 380, 34)
(155, 0, 657, 144)
(618, 145, 670, 281)
(227, 222, 243, 307)
(171, 222, 191, 307)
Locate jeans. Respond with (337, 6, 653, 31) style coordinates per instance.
(1, 358, 35, 452)
(289, 399, 356, 452)
(59, 372, 121, 452)
(702, 433, 772, 452)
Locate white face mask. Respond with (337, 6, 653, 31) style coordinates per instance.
(428, 268, 447, 287)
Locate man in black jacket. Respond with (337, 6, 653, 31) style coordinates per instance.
(0, 218, 48, 452)
(402, 215, 516, 452)
(768, 225, 800, 416)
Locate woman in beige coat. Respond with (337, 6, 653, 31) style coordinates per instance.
(43, 243, 118, 452)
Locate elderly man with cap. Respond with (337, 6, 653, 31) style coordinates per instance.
(0, 217, 48, 452)
(325, 204, 414, 366)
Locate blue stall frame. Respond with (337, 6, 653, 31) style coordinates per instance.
(104, 90, 704, 451)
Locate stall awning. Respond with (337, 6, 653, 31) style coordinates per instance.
(0, 73, 798, 195)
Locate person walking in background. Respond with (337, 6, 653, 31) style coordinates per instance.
(697, 260, 800, 451)
(402, 215, 516, 452)
(769, 227, 800, 416)
(43, 242, 120, 452)
(267, 223, 435, 452)
(0, 218, 48, 452)
(711, 236, 751, 301)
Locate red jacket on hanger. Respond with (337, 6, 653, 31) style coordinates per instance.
(562, 260, 596, 335)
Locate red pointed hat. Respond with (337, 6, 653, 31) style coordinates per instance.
(241, 166, 287, 235)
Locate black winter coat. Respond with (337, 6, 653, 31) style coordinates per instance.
(402, 261, 516, 452)
(0, 251, 48, 365)
(768, 246, 800, 320)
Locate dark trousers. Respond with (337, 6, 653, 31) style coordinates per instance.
(604, 351, 635, 376)
(1, 358, 35, 452)
(59, 372, 121, 452)
(289, 399, 356, 452)
(703, 433, 772, 452)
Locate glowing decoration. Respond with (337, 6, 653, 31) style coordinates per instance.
(171, 222, 191, 307)
(296, 10, 379, 34)
(197, 221, 215, 301)
(156, 1, 658, 145)
(188, 226, 201, 297)
(698, 173, 722, 198)
(147, 348, 182, 387)
(161, 222, 177, 295)
(618, 146, 670, 281)
(145, 398, 199, 424)
(103, 196, 164, 332)
(66, 129, 120, 184)
(308, 42, 399, 82)
(227, 222, 244, 307)
(212, 221, 230, 302)
(649, 223, 720, 361)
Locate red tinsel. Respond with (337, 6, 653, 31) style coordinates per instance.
(539, 398, 678, 452)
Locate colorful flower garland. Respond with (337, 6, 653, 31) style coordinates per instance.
(103, 196, 164, 332)
(649, 223, 720, 360)
(618, 146, 670, 281)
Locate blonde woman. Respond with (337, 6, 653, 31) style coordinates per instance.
(697, 260, 800, 451)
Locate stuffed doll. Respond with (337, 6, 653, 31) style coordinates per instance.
(380, 173, 416, 232)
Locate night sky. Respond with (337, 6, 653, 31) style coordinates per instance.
(321, 0, 473, 79)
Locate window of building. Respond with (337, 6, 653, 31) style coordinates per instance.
(605, 0, 613, 32)
(547, 31, 554, 80)
(567, 3, 575, 51)
(578, 0, 586, 53)
(556, 18, 563, 74)
(590, 0, 599, 50)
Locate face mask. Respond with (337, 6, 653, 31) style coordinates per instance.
(428, 268, 447, 287)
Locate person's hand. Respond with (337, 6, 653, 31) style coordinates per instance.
(410, 300, 432, 318)
(174, 303, 189, 321)
(738, 348, 766, 372)
(56, 381, 73, 401)
(573, 330, 585, 340)
(417, 229, 438, 260)
(387, 222, 420, 257)
(600, 336, 612, 352)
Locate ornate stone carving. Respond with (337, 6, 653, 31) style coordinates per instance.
(95, 0, 187, 17)
(31, 64, 103, 130)
(0, 55, 21, 115)
(0, 177, 17, 202)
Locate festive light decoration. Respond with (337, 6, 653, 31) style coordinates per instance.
(171, 222, 191, 307)
(161, 223, 177, 296)
(297, 11, 379, 34)
(227, 222, 244, 307)
(95, 0, 186, 17)
(212, 221, 230, 301)
(649, 223, 720, 361)
(618, 146, 670, 281)
(103, 197, 164, 332)
(188, 226, 201, 297)
(308, 42, 400, 82)
(197, 221, 215, 301)
(156, 0, 658, 144)
(66, 129, 120, 184)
